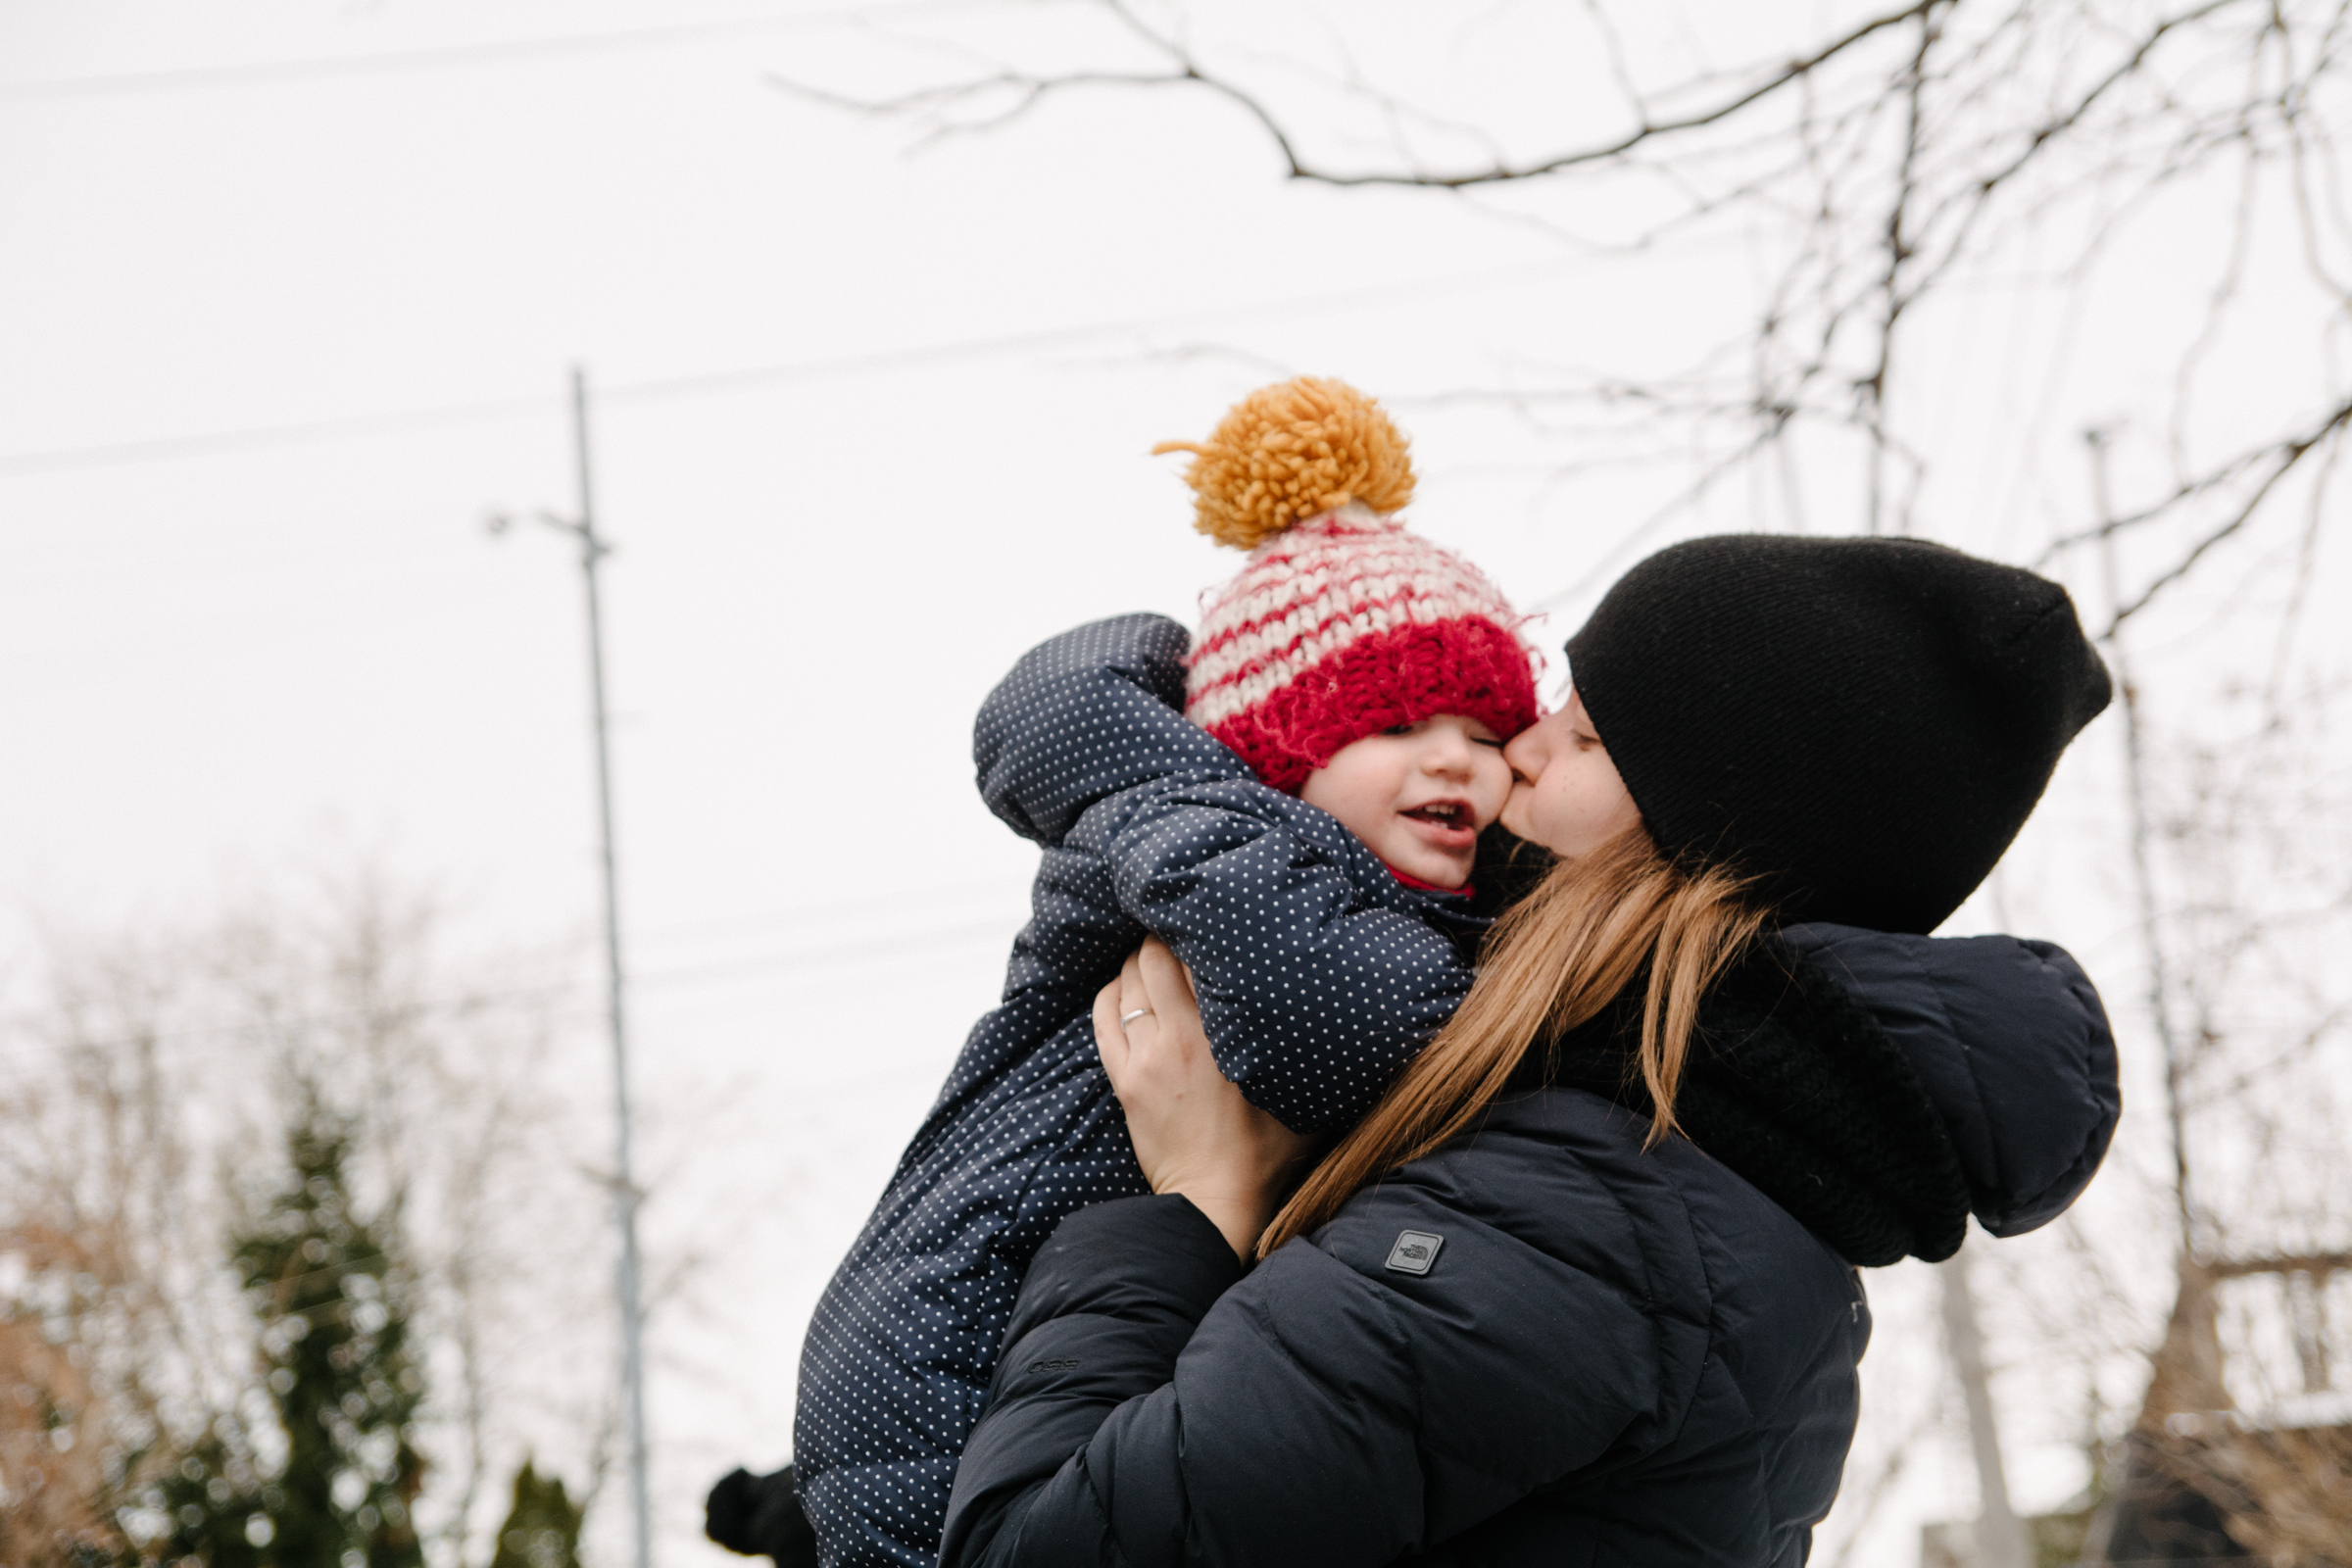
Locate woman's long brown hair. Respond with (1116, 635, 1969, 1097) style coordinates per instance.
(1257, 828, 1770, 1258)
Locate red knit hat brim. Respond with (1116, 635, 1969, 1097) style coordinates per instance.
(1202, 617, 1541, 795)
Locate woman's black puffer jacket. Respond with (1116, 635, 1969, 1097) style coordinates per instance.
(939, 924, 2118, 1566)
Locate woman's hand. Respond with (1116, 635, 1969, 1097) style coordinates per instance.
(1095, 938, 1319, 1259)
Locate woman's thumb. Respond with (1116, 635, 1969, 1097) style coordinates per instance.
(1093, 977, 1130, 1089)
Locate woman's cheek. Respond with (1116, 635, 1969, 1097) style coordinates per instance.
(1498, 780, 1540, 841)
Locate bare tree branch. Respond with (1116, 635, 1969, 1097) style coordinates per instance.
(1862, 7, 1941, 533)
(1251, 0, 1953, 187)
(2105, 402, 2352, 633)
(788, 0, 1952, 186)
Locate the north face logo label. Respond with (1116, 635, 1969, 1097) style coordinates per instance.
(1385, 1230, 1444, 1275)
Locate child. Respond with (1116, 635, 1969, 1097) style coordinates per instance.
(789, 379, 1542, 1568)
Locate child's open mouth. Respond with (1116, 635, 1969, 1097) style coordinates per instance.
(1401, 800, 1477, 846)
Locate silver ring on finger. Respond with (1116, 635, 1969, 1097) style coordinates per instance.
(1120, 1007, 1153, 1026)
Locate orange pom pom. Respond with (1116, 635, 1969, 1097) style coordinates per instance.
(1152, 376, 1417, 550)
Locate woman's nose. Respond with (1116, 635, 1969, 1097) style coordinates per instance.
(1502, 728, 1544, 784)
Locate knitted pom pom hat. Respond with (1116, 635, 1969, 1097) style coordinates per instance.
(1157, 377, 1542, 794)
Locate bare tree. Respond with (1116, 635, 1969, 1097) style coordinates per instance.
(0, 874, 612, 1566)
(0, 1226, 135, 1567)
(785, 1, 2351, 614)
(2088, 650, 2352, 1562)
(779, 2, 2352, 1556)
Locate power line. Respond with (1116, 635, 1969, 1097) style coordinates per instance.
(0, 257, 1590, 479)
(630, 916, 1017, 989)
(0, 910, 1023, 1064)
(0, 1, 1000, 102)
(630, 876, 1018, 945)
(0, 392, 555, 477)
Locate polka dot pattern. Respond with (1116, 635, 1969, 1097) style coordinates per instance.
(792, 614, 1490, 1567)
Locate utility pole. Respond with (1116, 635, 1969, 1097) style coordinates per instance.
(488, 367, 654, 1568)
(1940, 1242, 2032, 1568)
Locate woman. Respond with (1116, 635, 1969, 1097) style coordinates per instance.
(937, 535, 2123, 1566)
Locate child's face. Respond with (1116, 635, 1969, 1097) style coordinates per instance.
(1498, 690, 1642, 860)
(1298, 715, 1512, 889)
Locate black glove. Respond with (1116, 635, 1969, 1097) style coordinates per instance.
(704, 1465, 817, 1567)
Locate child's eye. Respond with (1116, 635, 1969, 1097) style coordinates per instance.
(1383, 723, 1418, 737)
(1473, 737, 1504, 749)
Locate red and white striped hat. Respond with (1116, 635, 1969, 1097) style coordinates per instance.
(1157, 378, 1542, 794)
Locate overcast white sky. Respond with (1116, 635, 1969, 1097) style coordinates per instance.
(7, 3, 2341, 1564)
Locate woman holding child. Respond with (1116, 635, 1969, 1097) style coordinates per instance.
(712, 379, 2120, 1567)
(928, 419, 2123, 1561)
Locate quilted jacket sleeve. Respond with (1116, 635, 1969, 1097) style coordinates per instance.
(1088, 780, 1480, 1131)
(974, 612, 1247, 846)
(942, 1113, 1702, 1568)
(972, 613, 1481, 1133)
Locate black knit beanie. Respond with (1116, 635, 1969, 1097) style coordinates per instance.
(1566, 535, 2112, 933)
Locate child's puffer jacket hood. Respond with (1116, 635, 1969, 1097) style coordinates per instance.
(1781, 923, 2120, 1239)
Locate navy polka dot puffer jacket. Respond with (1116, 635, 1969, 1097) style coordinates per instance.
(792, 613, 1494, 1568)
